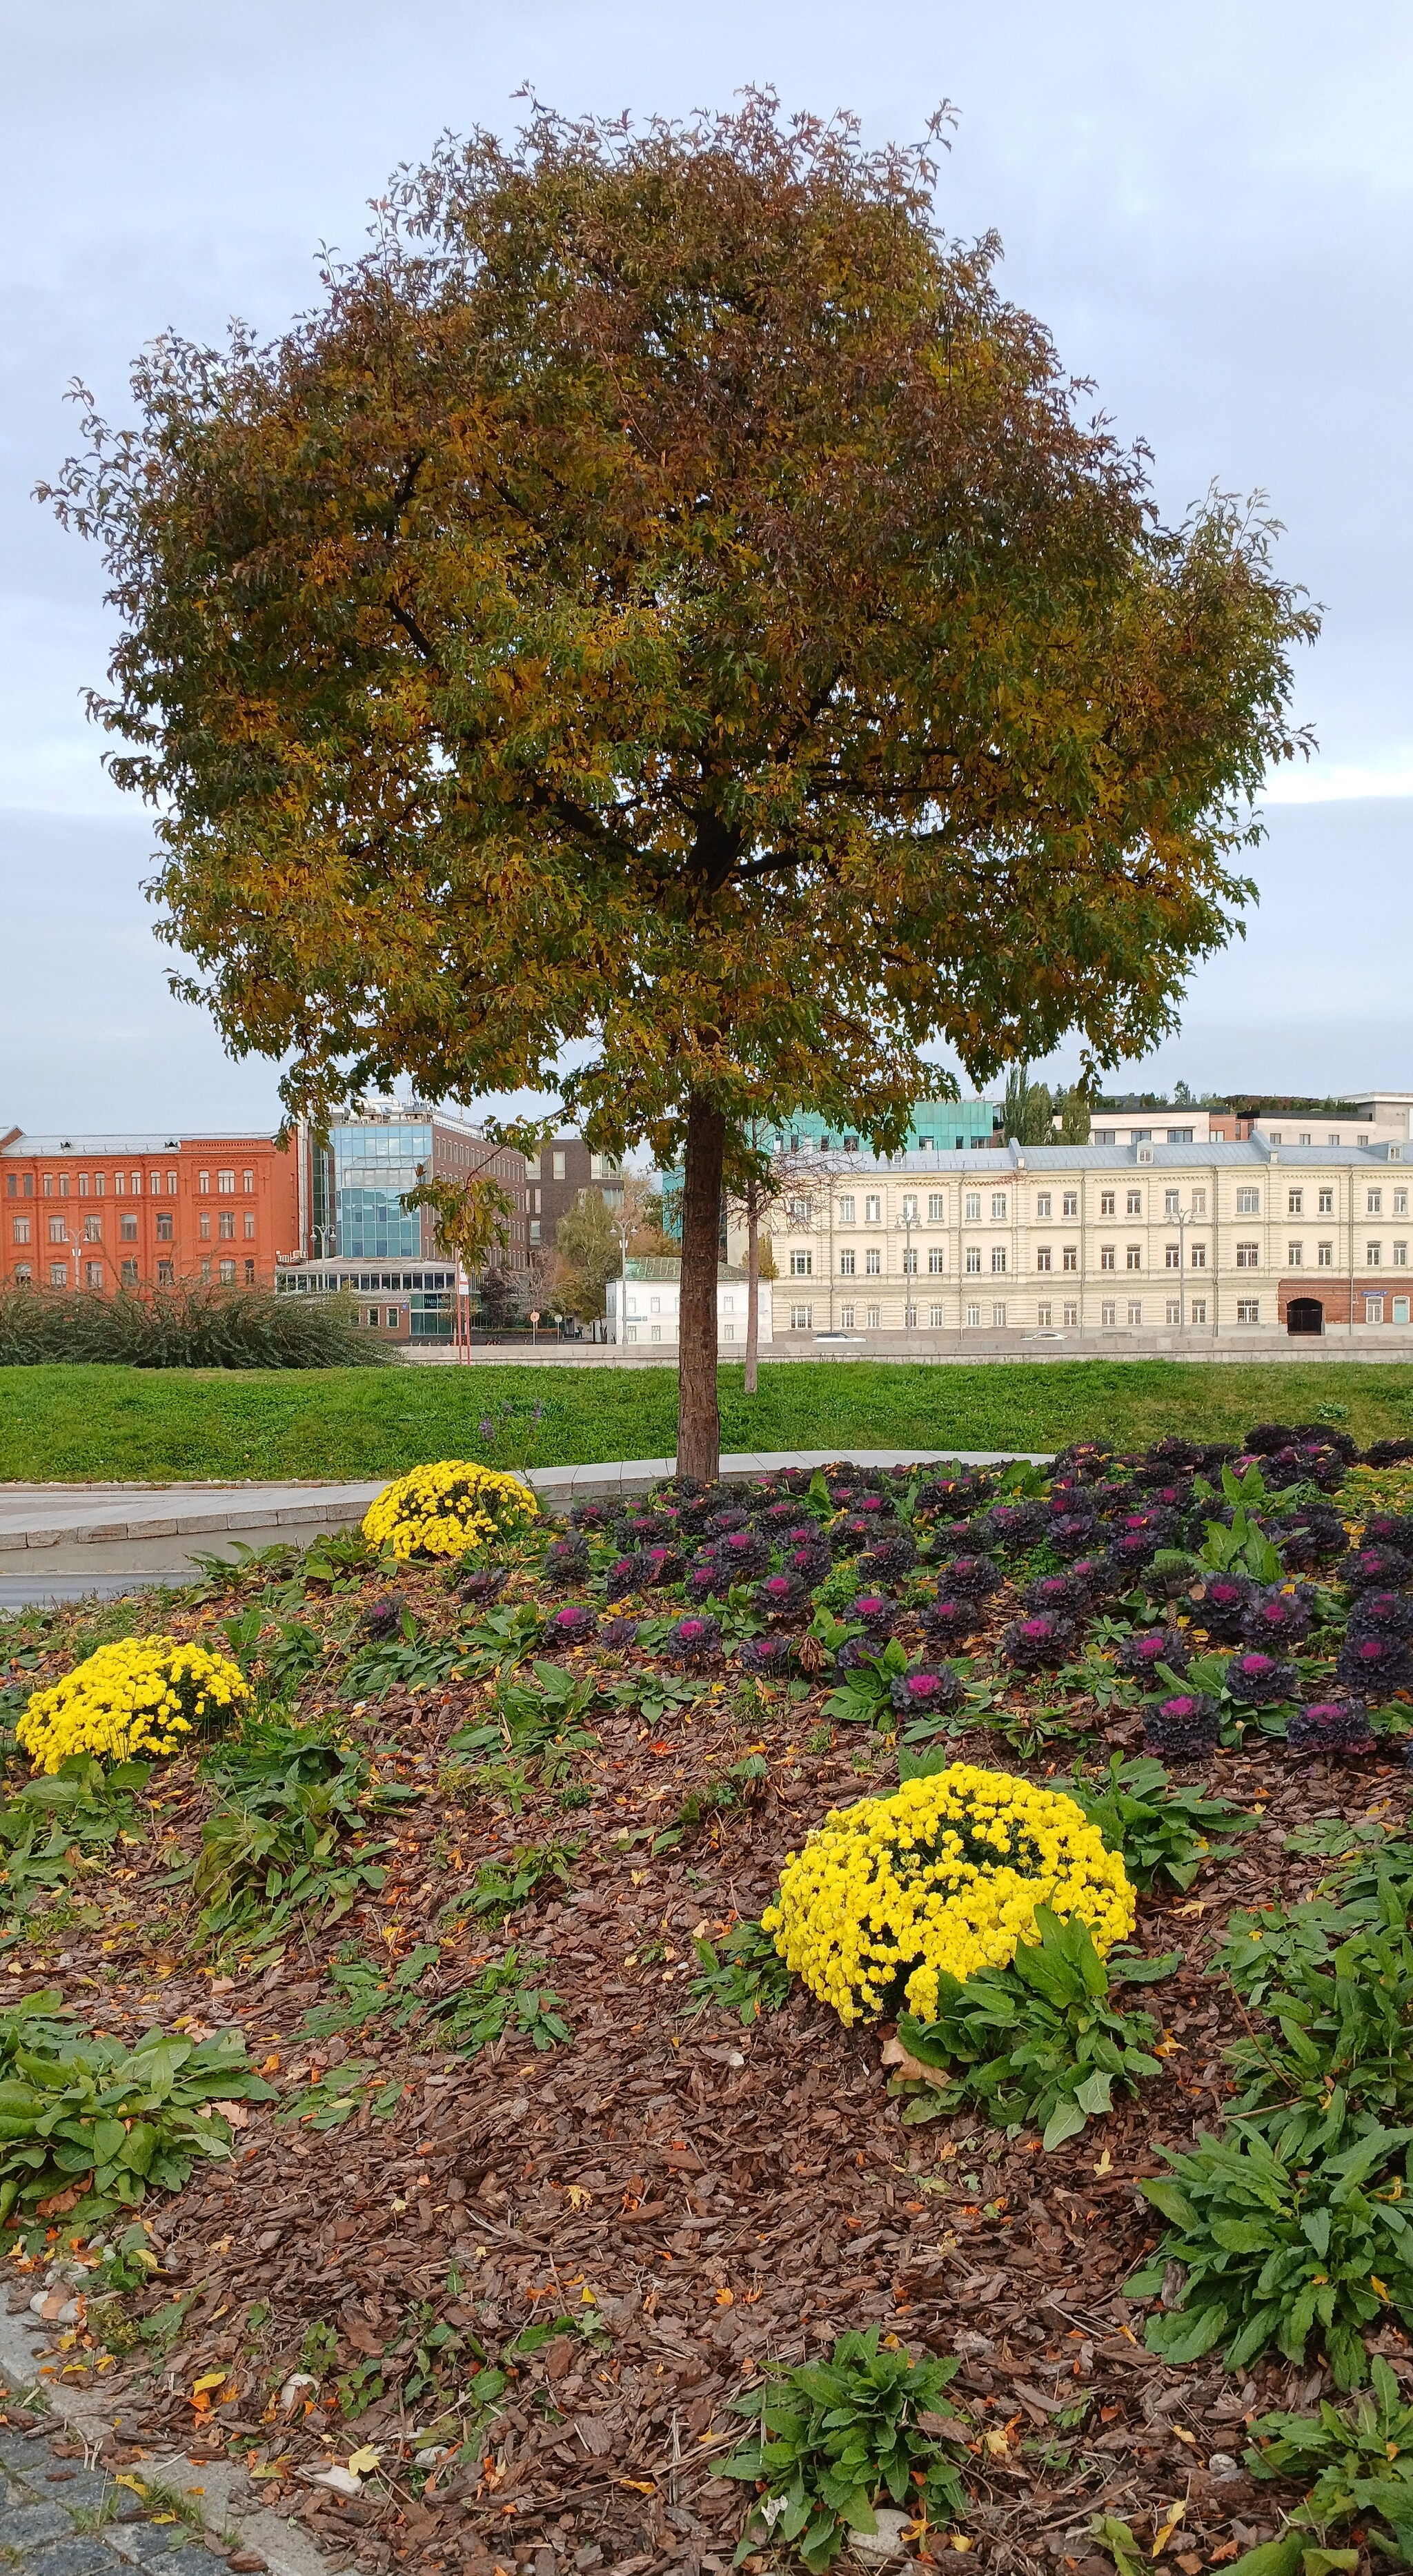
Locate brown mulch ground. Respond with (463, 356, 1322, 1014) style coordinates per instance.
(1, 1526, 1410, 2576)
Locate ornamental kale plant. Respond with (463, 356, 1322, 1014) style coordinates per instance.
(1067, 1753, 1258, 1892)
(722, 2327, 970, 2571)
(1132, 2118, 1413, 2387)
(893, 1908, 1174, 2150)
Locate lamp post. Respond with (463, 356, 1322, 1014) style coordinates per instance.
(1167, 1199, 1198, 1332)
(894, 1205, 916, 1348)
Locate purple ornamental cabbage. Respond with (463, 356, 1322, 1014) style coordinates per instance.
(1362, 1512, 1413, 1553)
(542, 1537, 591, 1589)
(1337, 1632, 1413, 1692)
(1341, 1545, 1413, 1594)
(600, 1614, 640, 1649)
(1225, 1651, 1299, 1707)
(704, 1506, 752, 1538)
(785, 1542, 833, 1589)
(857, 1533, 918, 1586)
(753, 1572, 807, 1621)
(847, 1591, 896, 1633)
(686, 1558, 724, 1605)
(1119, 1630, 1189, 1680)
(1000, 1614, 1074, 1671)
(455, 1565, 506, 1604)
(1241, 1589, 1313, 1650)
(631, 1545, 685, 1589)
(713, 1528, 771, 1582)
(1067, 1555, 1111, 1600)
(361, 1593, 408, 1639)
(1022, 1573, 1087, 1620)
(569, 1500, 615, 1532)
(603, 1555, 642, 1601)
(942, 1553, 1002, 1601)
(1349, 1589, 1413, 1642)
(736, 1634, 795, 1678)
(1286, 1699, 1377, 1756)
(834, 1633, 886, 1675)
(664, 1615, 722, 1668)
(1049, 1512, 1103, 1560)
(1143, 1693, 1222, 1760)
(546, 1603, 597, 1646)
(921, 1597, 984, 1647)
(889, 1664, 964, 1717)
(1193, 1575, 1252, 1642)
(1279, 1508, 1348, 1569)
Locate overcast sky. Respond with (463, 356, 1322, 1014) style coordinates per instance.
(3, 0, 1411, 1133)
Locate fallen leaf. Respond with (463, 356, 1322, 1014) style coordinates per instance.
(1152, 2502, 1185, 2558)
(1093, 2150, 1113, 2177)
(880, 2035, 938, 2083)
(346, 2445, 382, 2475)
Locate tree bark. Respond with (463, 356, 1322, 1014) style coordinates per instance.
(678, 1094, 725, 1482)
(744, 1184, 760, 1397)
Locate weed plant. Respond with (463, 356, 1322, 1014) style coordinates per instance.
(722, 2326, 970, 2570)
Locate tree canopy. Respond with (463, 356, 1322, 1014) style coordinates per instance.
(43, 93, 1316, 1472)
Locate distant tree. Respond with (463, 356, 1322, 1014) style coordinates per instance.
(553, 1187, 621, 1326)
(46, 97, 1316, 1475)
(1002, 1065, 1054, 1146)
(1172, 1079, 1194, 1106)
(1056, 1086, 1092, 1144)
(477, 1265, 520, 1330)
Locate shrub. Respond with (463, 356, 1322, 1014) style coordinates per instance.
(0, 1279, 384, 1369)
(362, 1459, 538, 1561)
(762, 1763, 1135, 2025)
(1132, 2121, 1413, 2388)
(18, 1636, 250, 1773)
(893, 1907, 1171, 2149)
(721, 2327, 970, 2572)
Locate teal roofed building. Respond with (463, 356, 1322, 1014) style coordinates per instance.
(762, 1101, 1000, 1155)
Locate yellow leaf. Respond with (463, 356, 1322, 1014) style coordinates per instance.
(714, 2287, 735, 2307)
(1174, 1900, 1205, 1918)
(192, 2370, 228, 2395)
(346, 2446, 382, 2475)
(1153, 2502, 1185, 2557)
(1093, 2150, 1112, 2177)
(951, 2541, 975, 2555)
(565, 2185, 591, 2211)
(1171, 2426, 1196, 2447)
(1372, 2274, 1390, 2299)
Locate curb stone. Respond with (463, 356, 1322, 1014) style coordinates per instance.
(0, 2298, 346, 2575)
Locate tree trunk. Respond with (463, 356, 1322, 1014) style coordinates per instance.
(744, 1184, 760, 1397)
(678, 1093, 725, 1482)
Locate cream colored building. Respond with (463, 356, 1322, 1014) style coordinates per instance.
(760, 1137, 1413, 1344)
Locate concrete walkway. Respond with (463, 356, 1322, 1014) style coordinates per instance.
(0, 1450, 1045, 1609)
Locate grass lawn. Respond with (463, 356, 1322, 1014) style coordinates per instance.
(2, 1356, 1412, 1482)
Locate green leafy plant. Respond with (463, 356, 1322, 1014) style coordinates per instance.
(686, 1919, 792, 2024)
(1224, 1910, 1413, 2157)
(1132, 2117, 1413, 2387)
(653, 1754, 767, 1853)
(0, 1992, 275, 2230)
(0, 1754, 149, 1918)
(454, 1603, 545, 1682)
(1067, 1753, 1258, 1892)
(991, 1702, 1091, 1760)
(424, 1950, 572, 2054)
(604, 1666, 707, 1727)
(188, 1778, 393, 1949)
(824, 1638, 907, 1726)
(893, 1909, 1173, 2149)
(721, 2326, 969, 2571)
(1244, 2355, 1413, 2562)
(464, 1838, 581, 1927)
(279, 2060, 405, 2130)
(302, 1942, 444, 2037)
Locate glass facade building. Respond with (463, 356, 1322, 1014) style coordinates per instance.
(326, 1122, 431, 1259)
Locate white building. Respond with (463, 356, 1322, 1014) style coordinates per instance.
(604, 1257, 773, 1348)
(762, 1134, 1413, 1343)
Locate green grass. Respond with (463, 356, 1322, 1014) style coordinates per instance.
(1, 1359, 1411, 1484)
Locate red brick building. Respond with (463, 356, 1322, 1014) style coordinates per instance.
(1, 1126, 302, 1292)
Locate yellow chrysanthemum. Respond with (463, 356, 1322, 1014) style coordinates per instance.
(764, 1762, 1136, 2025)
(362, 1459, 539, 1561)
(19, 1636, 252, 1775)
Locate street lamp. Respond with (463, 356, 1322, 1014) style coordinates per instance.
(1165, 1199, 1200, 1332)
(894, 1205, 917, 1347)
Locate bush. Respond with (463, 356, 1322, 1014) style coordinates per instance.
(762, 1763, 1135, 2025)
(18, 1636, 250, 1773)
(362, 1458, 539, 1560)
(0, 1280, 384, 1368)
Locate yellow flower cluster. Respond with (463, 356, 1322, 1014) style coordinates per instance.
(362, 1457, 539, 1561)
(19, 1635, 252, 1775)
(763, 1762, 1136, 2025)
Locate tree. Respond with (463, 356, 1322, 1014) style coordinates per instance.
(1002, 1065, 1054, 1148)
(1056, 1086, 1092, 1144)
(1172, 1079, 1194, 1106)
(477, 1264, 520, 1329)
(399, 1169, 513, 1273)
(553, 1186, 621, 1327)
(43, 97, 1316, 1477)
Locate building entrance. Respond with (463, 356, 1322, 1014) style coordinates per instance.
(1287, 1297, 1323, 1336)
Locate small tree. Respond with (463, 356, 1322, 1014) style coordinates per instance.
(1056, 1086, 1093, 1144)
(1002, 1065, 1055, 1148)
(554, 1187, 621, 1328)
(46, 97, 1315, 1477)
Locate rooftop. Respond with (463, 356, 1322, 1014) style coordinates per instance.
(3, 1130, 282, 1154)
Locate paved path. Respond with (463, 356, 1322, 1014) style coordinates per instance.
(0, 1451, 1045, 1610)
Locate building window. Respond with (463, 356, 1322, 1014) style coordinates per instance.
(1288, 1188, 1304, 1216)
(928, 1245, 945, 1274)
(198, 1170, 210, 1194)
(1037, 1299, 1053, 1327)
(1125, 1244, 1142, 1270)
(553, 1150, 566, 1180)
(1036, 1246, 1052, 1272)
(1127, 1299, 1143, 1325)
(1396, 1189, 1410, 1217)
(11, 1218, 30, 1244)
(1367, 1243, 1383, 1268)
(991, 1301, 1007, 1327)
(965, 1245, 981, 1275)
(1062, 1299, 1078, 1326)
(1100, 1245, 1116, 1270)
(48, 1215, 67, 1243)
(1035, 1192, 1051, 1219)
(157, 1260, 175, 1284)
(839, 1248, 856, 1275)
(1165, 1243, 1180, 1268)
(120, 1212, 138, 1242)
(651, 1324, 664, 1343)
(866, 1304, 880, 1329)
(242, 1169, 254, 1193)
(121, 1258, 138, 1286)
(1318, 1187, 1334, 1215)
(787, 1197, 812, 1223)
(839, 1304, 855, 1328)
(155, 1212, 173, 1241)
(902, 1246, 918, 1275)
(1192, 1188, 1207, 1216)
(1287, 1242, 1303, 1267)
(1063, 1191, 1078, 1218)
(86, 1262, 103, 1289)
(1127, 1189, 1142, 1216)
(1396, 1242, 1409, 1267)
(1166, 1297, 1180, 1324)
(901, 1194, 918, 1223)
(865, 1194, 882, 1223)
(1368, 1189, 1384, 1215)
(838, 1195, 856, 1224)
(199, 1213, 212, 1241)
(1100, 1190, 1116, 1217)
(244, 1210, 255, 1239)
(1235, 1241, 1259, 1269)
(965, 1192, 981, 1221)
(1236, 1297, 1261, 1324)
(1094, 1130, 1115, 1146)
(12, 1264, 30, 1283)
(49, 1262, 68, 1288)
(219, 1259, 237, 1284)
(1100, 1298, 1116, 1325)
(865, 1246, 882, 1275)
(528, 1219, 541, 1244)
(929, 1302, 945, 1327)
(1190, 1296, 1207, 1324)
(965, 1302, 981, 1328)
(1164, 1189, 1180, 1217)
(1395, 1297, 1412, 1324)
(1317, 1241, 1333, 1267)
(991, 1192, 1007, 1220)
(1236, 1187, 1261, 1215)
(166, 1170, 177, 1194)
(219, 1211, 236, 1240)
(85, 1212, 103, 1245)
(927, 1192, 945, 1222)
(991, 1246, 1007, 1273)
(1365, 1295, 1385, 1324)
(1062, 1244, 1078, 1271)
(790, 1304, 813, 1330)
(1167, 1128, 1194, 1143)
(1191, 1242, 1207, 1268)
